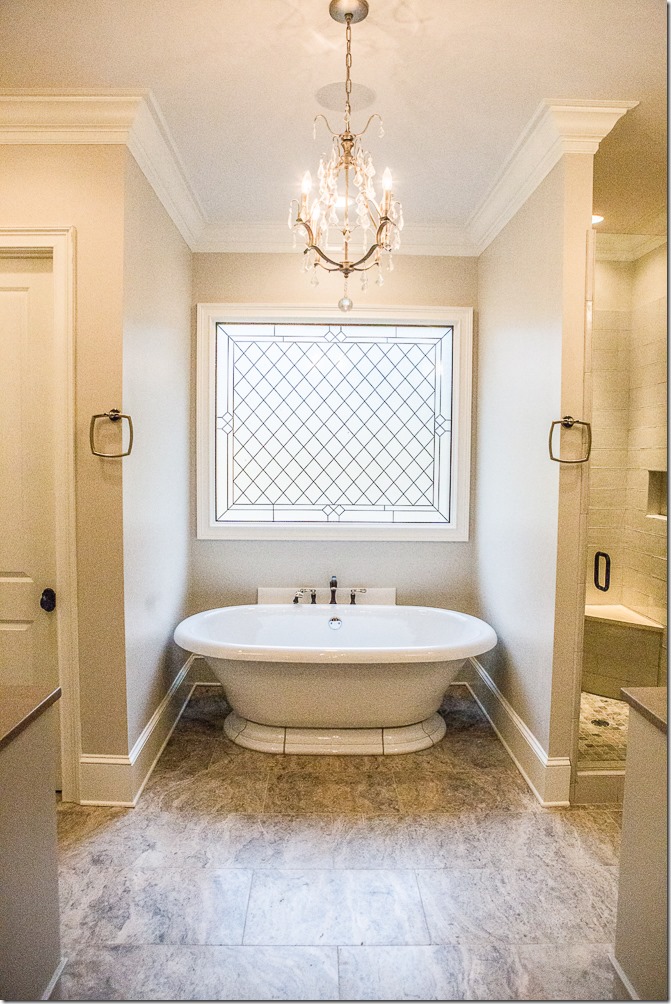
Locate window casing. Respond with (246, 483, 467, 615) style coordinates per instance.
(197, 305, 472, 540)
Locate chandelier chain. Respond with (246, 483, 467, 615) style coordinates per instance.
(344, 14, 353, 128)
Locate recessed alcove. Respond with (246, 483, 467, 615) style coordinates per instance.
(647, 469, 667, 519)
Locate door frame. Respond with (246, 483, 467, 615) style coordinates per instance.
(0, 228, 81, 802)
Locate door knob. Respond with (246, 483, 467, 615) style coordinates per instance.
(40, 588, 56, 612)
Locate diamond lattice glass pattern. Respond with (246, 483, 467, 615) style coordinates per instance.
(215, 324, 453, 525)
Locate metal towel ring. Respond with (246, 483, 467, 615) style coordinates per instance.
(89, 409, 134, 458)
(548, 415, 592, 464)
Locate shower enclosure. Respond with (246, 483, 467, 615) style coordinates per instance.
(575, 232, 667, 798)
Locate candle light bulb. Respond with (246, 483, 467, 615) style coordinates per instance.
(302, 171, 313, 195)
(382, 168, 393, 192)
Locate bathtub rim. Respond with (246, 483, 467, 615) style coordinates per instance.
(173, 603, 498, 665)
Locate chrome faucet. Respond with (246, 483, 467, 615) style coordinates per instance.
(329, 575, 338, 604)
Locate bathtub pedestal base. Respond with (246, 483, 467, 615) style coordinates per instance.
(223, 711, 446, 755)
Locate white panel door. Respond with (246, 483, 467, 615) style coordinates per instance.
(0, 257, 59, 707)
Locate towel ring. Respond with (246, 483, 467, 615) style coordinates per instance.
(89, 409, 134, 458)
(548, 416, 592, 464)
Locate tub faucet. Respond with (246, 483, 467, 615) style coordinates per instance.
(329, 575, 337, 604)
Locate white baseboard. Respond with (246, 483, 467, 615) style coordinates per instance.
(464, 657, 572, 807)
(79, 655, 196, 806)
(609, 952, 640, 1000)
(42, 955, 67, 1000)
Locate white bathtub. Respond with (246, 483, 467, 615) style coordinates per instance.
(174, 604, 497, 754)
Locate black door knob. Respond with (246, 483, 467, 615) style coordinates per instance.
(40, 588, 56, 612)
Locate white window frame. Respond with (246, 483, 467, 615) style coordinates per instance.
(196, 304, 473, 541)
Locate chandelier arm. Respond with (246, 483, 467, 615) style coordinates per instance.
(353, 113, 383, 138)
(313, 113, 339, 138)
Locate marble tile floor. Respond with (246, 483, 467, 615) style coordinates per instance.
(55, 685, 622, 1001)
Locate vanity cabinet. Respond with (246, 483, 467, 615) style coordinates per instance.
(0, 686, 62, 1002)
(612, 687, 667, 1001)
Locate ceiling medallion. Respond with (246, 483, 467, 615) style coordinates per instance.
(288, 0, 403, 312)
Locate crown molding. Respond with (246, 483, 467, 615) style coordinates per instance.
(193, 221, 478, 256)
(467, 99, 639, 255)
(0, 89, 205, 247)
(0, 91, 642, 259)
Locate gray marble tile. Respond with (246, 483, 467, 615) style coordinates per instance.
(416, 864, 617, 946)
(59, 866, 252, 947)
(394, 766, 539, 814)
(264, 771, 401, 814)
(440, 688, 493, 732)
(243, 868, 430, 946)
(512, 942, 616, 1000)
(57, 802, 130, 851)
(143, 767, 270, 815)
(541, 806, 622, 867)
(338, 944, 525, 1001)
(135, 812, 341, 869)
(420, 808, 621, 872)
(338, 942, 616, 1001)
(55, 944, 339, 1001)
(392, 732, 515, 772)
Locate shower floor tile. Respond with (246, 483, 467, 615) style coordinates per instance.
(56, 684, 620, 1001)
(578, 691, 629, 764)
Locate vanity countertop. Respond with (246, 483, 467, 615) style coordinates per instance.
(0, 685, 62, 753)
(621, 686, 667, 735)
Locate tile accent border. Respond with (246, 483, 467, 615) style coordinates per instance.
(465, 657, 572, 807)
(223, 711, 446, 755)
(78, 655, 196, 806)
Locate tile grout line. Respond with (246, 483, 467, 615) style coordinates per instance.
(239, 869, 255, 947)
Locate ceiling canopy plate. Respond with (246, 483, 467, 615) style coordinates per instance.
(329, 0, 369, 25)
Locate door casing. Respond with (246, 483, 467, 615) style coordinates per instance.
(0, 228, 80, 802)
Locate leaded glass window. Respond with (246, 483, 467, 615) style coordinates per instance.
(197, 307, 472, 540)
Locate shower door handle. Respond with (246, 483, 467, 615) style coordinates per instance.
(548, 416, 592, 463)
(594, 551, 611, 592)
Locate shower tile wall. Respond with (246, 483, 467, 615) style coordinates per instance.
(586, 241, 667, 693)
(587, 261, 632, 608)
(623, 244, 667, 681)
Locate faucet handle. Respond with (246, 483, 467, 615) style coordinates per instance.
(349, 587, 367, 605)
(293, 587, 319, 604)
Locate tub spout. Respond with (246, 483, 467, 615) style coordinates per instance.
(329, 576, 337, 604)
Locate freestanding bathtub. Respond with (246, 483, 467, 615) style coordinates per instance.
(174, 604, 497, 754)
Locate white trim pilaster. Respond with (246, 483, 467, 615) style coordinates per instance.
(78, 655, 196, 806)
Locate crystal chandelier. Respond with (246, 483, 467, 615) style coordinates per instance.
(288, 0, 403, 312)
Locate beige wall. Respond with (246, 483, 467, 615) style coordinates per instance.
(1, 145, 193, 760)
(122, 154, 192, 749)
(473, 158, 592, 756)
(189, 252, 479, 613)
(0, 145, 129, 754)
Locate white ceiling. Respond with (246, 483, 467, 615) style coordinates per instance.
(0, 0, 666, 240)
